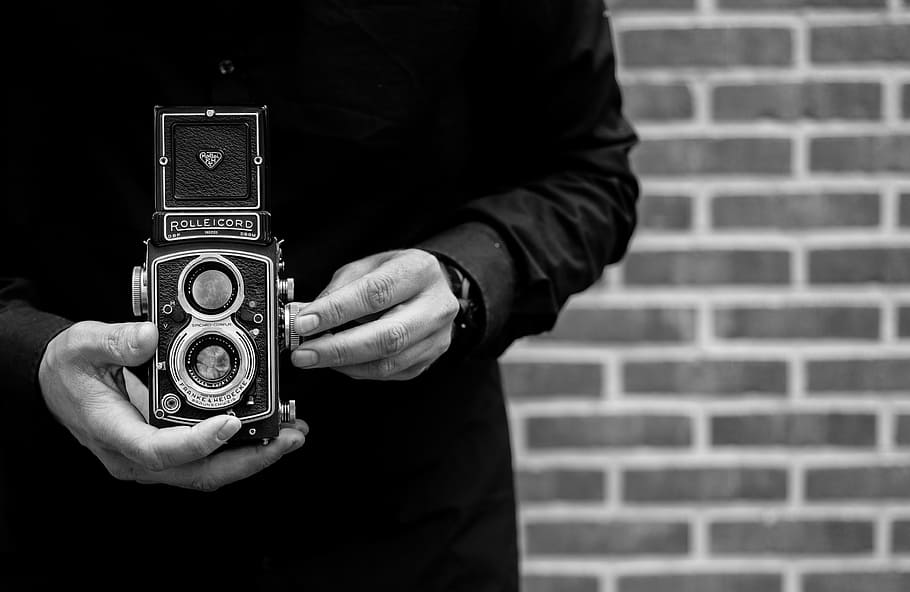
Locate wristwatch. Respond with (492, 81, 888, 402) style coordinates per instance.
(441, 261, 482, 351)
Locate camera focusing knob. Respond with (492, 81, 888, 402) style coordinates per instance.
(131, 265, 148, 317)
(284, 303, 301, 350)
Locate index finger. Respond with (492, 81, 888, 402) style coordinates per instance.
(296, 263, 424, 336)
(88, 395, 240, 471)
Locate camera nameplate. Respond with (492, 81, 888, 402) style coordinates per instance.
(163, 212, 261, 242)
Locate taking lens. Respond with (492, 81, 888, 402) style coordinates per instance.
(185, 333, 240, 389)
(195, 344, 231, 381)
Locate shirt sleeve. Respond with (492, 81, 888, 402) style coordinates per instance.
(418, 1, 639, 358)
(0, 47, 75, 414)
(0, 279, 73, 410)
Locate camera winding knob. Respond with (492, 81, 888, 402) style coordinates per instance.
(131, 265, 148, 317)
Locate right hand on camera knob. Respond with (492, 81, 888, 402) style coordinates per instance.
(38, 320, 308, 492)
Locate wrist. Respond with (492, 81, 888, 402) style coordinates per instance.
(435, 258, 482, 352)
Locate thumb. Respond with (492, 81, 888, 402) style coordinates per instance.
(72, 320, 158, 368)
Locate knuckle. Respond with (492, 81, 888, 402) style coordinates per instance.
(374, 357, 398, 378)
(408, 249, 435, 273)
(436, 296, 459, 325)
(399, 367, 425, 381)
(326, 340, 351, 366)
(140, 449, 167, 472)
(324, 297, 347, 326)
(446, 295, 460, 319)
(107, 463, 137, 482)
(362, 275, 395, 310)
(259, 452, 280, 471)
(63, 322, 92, 354)
(131, 436, 167, 472)
(379, 323, 410, 356)
(104, 327, 129, 364)
(190, 475, 221, 493)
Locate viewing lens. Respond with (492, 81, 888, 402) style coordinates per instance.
(183, 259, 239, 315)
(191, 269, 233, 311)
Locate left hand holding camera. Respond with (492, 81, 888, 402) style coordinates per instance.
(290, 249, 459, 380)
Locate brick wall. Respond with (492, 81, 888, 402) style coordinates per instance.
(500, 1, 910, 591)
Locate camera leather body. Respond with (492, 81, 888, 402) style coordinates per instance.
(132, 106, 298, 442)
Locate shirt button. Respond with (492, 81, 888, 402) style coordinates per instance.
(218, 59, 235, 75)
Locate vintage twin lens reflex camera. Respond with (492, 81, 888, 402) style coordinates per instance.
(131, 106, 301, 443)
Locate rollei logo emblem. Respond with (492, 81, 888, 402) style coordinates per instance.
(198, 150, 224, 170)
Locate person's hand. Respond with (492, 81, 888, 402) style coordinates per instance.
(38, 320, 308, 492)
(290, 249, 459, 380)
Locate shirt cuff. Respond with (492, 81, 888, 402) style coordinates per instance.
(417, 222, 516, 358)
(0, 305, 72, 402)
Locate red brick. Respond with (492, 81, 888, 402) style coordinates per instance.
(610, 0, 695, 11)
(542, 307, 696, 344)
(517, 468, 606, 503)
(501, 362, 601, 399)
(897, 193, 910, 226)
(620, 28, 793, 69)
(712, 413, 876, 448)
(898, 415, 910, 446)
(903, 84, 909, 119)
(710, 520, 875, 555)
(809, 248, 910, 284)
(720, 0, 886, 8)
(526, 415, 692, 450)
(803, 572, 910, 592)
(624, 83, 694, 121)
(712, 192, 880, 230)
(640, 194, 693, 231)
(624, 250, 791, 286)
(812, 25, 910, 63)
(624, 359, 787, 396)
(633, 138, 792, 176)
(896, 306, 910, 338)
(713, 82, 881, 121)
(810, 135, 910, 173)
(525, 520, 689, 556)
(618, 573, 782, 592)
(623, 467, 787, 504)
(806, 466, 910, 501)
(807, 359, 910, 393)
(895, 520, 910, 552)
(714, 306, 879, 340)
(523, 576, 599, 592)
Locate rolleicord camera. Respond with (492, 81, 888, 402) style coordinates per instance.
(131, 106, 300, 443)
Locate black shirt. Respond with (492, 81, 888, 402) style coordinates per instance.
(0, 2, 637, 587)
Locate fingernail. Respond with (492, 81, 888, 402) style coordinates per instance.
(296, 314, 320, 335)
(132, 323, 156, 349)
(217, 417, 241, 441)
(292, 350, 318, 368)
(288, 437, 305, 452)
